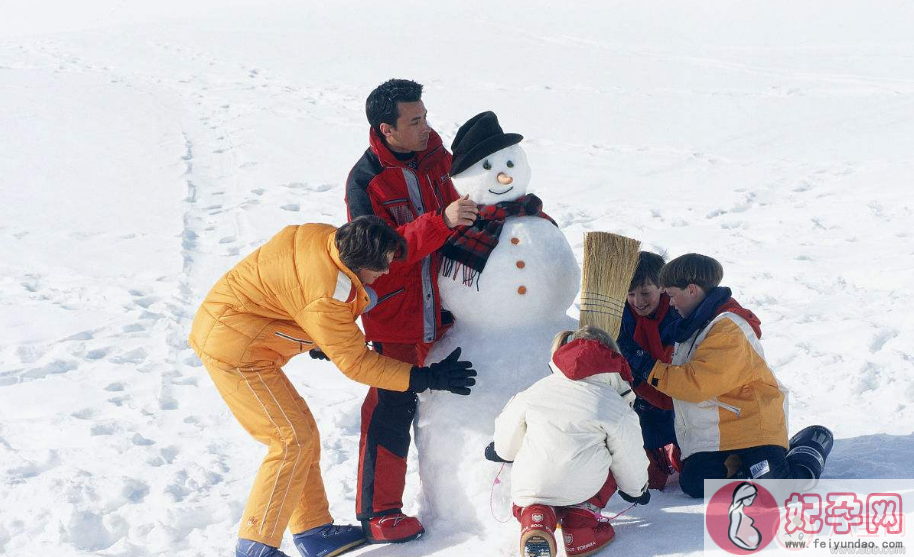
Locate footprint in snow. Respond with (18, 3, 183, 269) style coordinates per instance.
(183, 354, 203, 367)
(706, 209, 726, 219)
(131, 433, 155, 446)
(64, 330, 94, 341)
(121, 478, 150, 503)
(16, 360, 78, 383)
(72, 408, 95, 420)
(6, 450, 61, 480)
(90, 422, 118, 436)
(869, 329, 898, 353)
(159, 395, 179, 411)
(16, 345, 45, 364)
(86, 348, 109, 360)
(21, 278, 39, 293)
(110, 348, 147, 365)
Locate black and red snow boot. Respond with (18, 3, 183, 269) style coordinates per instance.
(787, 425, 834, 479)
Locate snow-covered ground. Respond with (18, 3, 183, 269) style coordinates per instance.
(1, 1, 913, 555)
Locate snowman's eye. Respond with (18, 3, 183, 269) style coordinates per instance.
(506, 160, 514, 168)
(482, 160, 491, 170)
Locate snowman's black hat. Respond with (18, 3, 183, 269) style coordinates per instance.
(450, 111, 523, 177)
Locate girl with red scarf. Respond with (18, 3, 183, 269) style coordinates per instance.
(616, 252, 682, 490)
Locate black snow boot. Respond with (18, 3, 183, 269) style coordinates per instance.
(787, 425, 834, 480)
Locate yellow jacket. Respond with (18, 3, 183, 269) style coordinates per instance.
(188, 224, 412, 391)
(647, 312, 789, 459)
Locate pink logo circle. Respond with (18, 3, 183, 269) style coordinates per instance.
(706, 481, 781, 554)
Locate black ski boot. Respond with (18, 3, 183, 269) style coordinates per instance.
(787, 425, 834, 480)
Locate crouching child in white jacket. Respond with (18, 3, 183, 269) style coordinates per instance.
(486, 326, 651, 557)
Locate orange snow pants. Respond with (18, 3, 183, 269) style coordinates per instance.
(203, 354, 332, 547)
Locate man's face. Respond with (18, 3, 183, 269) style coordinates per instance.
(355, 252, 395, 285)
(664, 284, 705, 318)
(382, 100, 430, 153)
(627, 281, 662, 317)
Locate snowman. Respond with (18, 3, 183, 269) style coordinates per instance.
(414, 111, 580, 540)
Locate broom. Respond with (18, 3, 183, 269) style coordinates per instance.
(579, 232, 641, 339)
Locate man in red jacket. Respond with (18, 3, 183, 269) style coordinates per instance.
(344, 78, 478, 543)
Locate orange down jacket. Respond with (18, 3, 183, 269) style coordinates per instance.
(188, 223, 413, 391)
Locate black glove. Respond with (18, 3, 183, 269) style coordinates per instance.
(484, 442, 512, 463)
(630, 350, 656, 385)
(408, 347, 476, 395)
(619, 489, 651, 506)
(308, 348, 329, 361)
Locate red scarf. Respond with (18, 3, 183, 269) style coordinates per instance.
(441, 194, 555, 286)
(632, 294, 674, 363)
(631, 294, 674, 410)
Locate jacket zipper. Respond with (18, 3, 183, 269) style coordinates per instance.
(375, 287, 406, 305)
(712, 399, 742, 417)
(417, 145, 441, 167)
(274, 331, 314, 352)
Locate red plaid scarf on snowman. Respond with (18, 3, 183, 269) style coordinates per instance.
(440, 194, 556, 287)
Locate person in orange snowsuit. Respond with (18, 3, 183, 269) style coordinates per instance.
(188, 216, 476, 557)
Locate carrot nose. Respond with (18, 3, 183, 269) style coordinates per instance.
(497, 172, 513, 185)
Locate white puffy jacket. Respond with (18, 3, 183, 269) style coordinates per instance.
(493, 339, 649, 507)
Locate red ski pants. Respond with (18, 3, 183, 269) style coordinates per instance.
(356, 341, 431, 519)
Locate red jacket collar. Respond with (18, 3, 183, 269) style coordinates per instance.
(551, 339, 633, 383)
(717, 298, 762, 339)
(369, 127, 445, 171)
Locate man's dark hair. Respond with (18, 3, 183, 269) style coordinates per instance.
(628, 251, 666, 291)
(366, 79, 423, 136)
(658, 253, 724, 292)
(336, 215, 408, 272)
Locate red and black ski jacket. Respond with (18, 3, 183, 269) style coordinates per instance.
(345, 128, 459, 344)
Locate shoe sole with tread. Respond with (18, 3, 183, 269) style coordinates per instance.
(521, 531, 555, 557)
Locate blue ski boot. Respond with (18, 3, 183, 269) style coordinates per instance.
(236, 538, 292, 557)
(293, 523, 366, 557)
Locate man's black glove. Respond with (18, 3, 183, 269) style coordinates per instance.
(408, 347, 476, 395)
(484, 441, 512, 463)
(618, 489, 651, 506)
(308, 348, 329, 361)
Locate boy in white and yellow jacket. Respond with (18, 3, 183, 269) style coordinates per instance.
(644, 254, 833, 499)
(488, 327, 650, 557)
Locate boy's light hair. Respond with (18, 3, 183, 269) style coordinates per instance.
(551, 325, 620, 355)
(658, 253, 724, 292)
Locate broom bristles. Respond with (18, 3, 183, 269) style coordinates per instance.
(580, 232, 641, 339)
